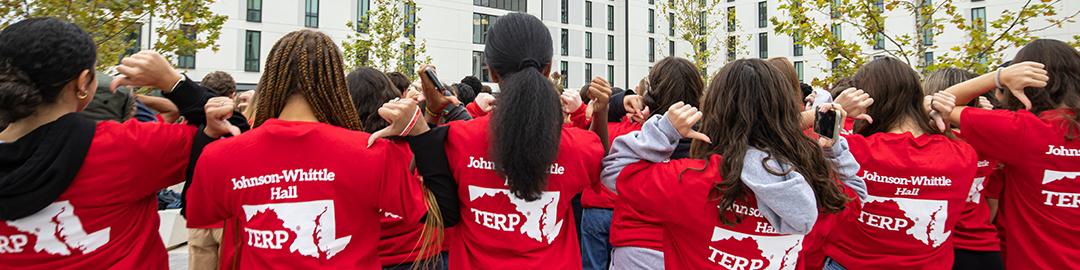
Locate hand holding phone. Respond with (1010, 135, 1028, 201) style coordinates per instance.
(814, 106, 842, 142)
(423, 68, 448, 94)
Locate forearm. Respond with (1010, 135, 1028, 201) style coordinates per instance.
(601, 115, 681, 192)
(823, 137, 868, 200)
(944, 71, 997, 106)
(163, 78, 217, 126)
(589, 103, 610, 151)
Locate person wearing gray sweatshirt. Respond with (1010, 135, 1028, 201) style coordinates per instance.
(602, 114, 868, 269)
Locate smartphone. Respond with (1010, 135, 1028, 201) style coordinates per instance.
(814, 108, 842, 141)
(423, 69, 449, 95)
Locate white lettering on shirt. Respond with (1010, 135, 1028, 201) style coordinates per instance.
(470, 208, 521, 231)
(708, 246, 766, 270)
(708, 227, 804, 270)
(241, 200, 352, 259)
(861, 195, 950, 247)
(1045, 145, 1080, 157)
(231, 168, 337, 190)
(467, 156, 565, 175)
(859, 170, 952, 187)
(858, 211, 909, 231)
(1041, 190, 1080, 208)
(0, 234, 28, 253)
(270, 186, 298, 200)
(468, 186, 564, 244)
(245, 228, 289, 250)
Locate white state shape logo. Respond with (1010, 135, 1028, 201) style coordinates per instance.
(863, 195, 950, 247)
(966, 177, 986, 204)
(468, 186, 563, 244)
(5, 201, 110, 256)
(1042, 170, 1080, 185)
(242, 200, 352, 259)
(709, 227, 804, 270)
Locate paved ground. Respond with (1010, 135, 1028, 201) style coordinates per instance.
(168, 244, 189, 270)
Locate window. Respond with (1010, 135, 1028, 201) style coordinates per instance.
(924, 51, 934, 66)
(585, 63, 593, 81)
(561, 29, 569, 56)
(831, 23, 842, 41)
(727, 36, 736, 60)
(758, 32, 768, 58)
(918, 0, 933, 45)
(648, 38, 655, 62)
(669, 13, 675, 36)
(561, 0, 568, 24)
(831, 0, 841, 19)
(649, 0, 655, 4)
(473, 13, 497, 44)
(922, 28, 934, 46)
(758, 1, 767, 28)
(971, 7, 986, 31)
(177, 25, 196, 69)
(304, 0, 319, 28)
(357, 0, 370, 32)
(794, 61, 804, 82)
(122, 23, 142, 58)
(585, 32, 593, 58)
(793, 31, 803, 56)
(669, 40, 675, 56)
(607, 35, 615, 60)
(560, 61, 569, 88)
(586, 1, 593, 27)
(244, 30, 261, 72)
(472, 51, 490, 82)
(247, 0, 262, 22)
(608, 65, 615, 85)
(404, 3, 416, 37)
(608, 5, 615, 31)
(473, 0, 527, 12)
(874, 32, 885, 50)
(727, 7, 736, 32)
(648, 9, 655, 33)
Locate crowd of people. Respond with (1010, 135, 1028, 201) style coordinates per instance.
(0, 12, 1078, 270)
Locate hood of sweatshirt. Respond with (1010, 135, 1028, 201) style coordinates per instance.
(0, 113, 95, 220)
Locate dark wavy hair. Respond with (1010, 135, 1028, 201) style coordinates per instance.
(644, 57, 704, 116)
(386, 71, 410, 96)
(346, 68, 400, 133)
(1006, 39, 1080, 138)
(692, 59, 849, 225)
(486, 13, 560, 201)
(852, 57, 940, 135)
(200, 71, 237, 98)
(0, 17, 96, 124)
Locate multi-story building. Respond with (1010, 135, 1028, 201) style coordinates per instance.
(129, 0, 1078, 91)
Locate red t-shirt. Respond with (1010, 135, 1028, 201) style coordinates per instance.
(0, 120, 196, 269)
(582, 120, 643, 209)
(619, 155, 819, 270)
(951, 130, 1001, 252)
(186, 119, 420, 269)
(825, 132, 977, 269)
(378, 169, 434, 267)
(443, 116, 603, 270)
(960, 108, 1080, 269)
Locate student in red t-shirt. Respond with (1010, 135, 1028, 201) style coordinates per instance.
(922, 67, 1004, 270)
(603, 59, 867, 270)
(602, 56, 704, 270)
(373, 13, 609, 270)
(185, 30, 424, 269)
(823, 57, 979, 270)
(0, 18, 235, 270)
(932, 39, 1080, 270)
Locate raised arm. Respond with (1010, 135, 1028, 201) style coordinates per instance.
(602, 102, 709, 192)
(940, 62, 1048, 125)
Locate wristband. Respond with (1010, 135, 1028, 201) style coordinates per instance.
(994, 68, 1004, 90)
(401, 107, 421, 137)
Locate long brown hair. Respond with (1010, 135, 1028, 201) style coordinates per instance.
(852, 57, 940, 135)
(645, 57, 704, 116)
(1007, 39, 1080, 139)
(252, 30, 362, 130)
(692, 59, 848, 225)
(922, 67, 995, 108)
(766, 57, 801, 97)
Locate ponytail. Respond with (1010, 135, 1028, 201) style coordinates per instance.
(490, 69, 562, 201)
(0, 61, 40, 125)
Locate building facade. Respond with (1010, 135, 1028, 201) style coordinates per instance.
(129, 0, 1079, 91)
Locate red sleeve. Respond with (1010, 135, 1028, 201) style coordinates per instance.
(618, 161, 681, 222)
(120, 120, 197, 195)
(959, 108, 1040, 165)
(466, 102, 488, 118)
(984, 166, 1005, 200)
(570, 103, 590, 130)
(185, 144, 230, 228)
(377, 141, 428, 225)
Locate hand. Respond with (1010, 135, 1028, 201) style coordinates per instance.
(418, 65, 449, 113)
(624, 95, 648, 122)
(977, 96, 994, 110)
(404, 88, 421, 100)
(664, 102, 710, 143)
(112, 50, 183, 93)
(475, 93, 497, 112)
(804, 91, 817, 110)
(814, 103, 850, 149)
(204, 97, 241, 138)
(999, 61, 1049, 109)
(587, 77, 612, 106)
(834, 88, 874, 123)
(368, 98, 428, 147)
(235, 91, 254, 112)
(447, 96, 462, 106)
(560, 88, 583, 114)
(927, 92, 957, 131)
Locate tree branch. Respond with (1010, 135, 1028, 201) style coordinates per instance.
(964, 0, 1032, 70)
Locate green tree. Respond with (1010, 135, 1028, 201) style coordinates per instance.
(0, 0, 227, 70)
(659, 0, 746, 80)
(342, 0, 430, 78)
(772, 0, 1078, 88)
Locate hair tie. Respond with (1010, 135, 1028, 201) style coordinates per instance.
(519, 58, 542, 71)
